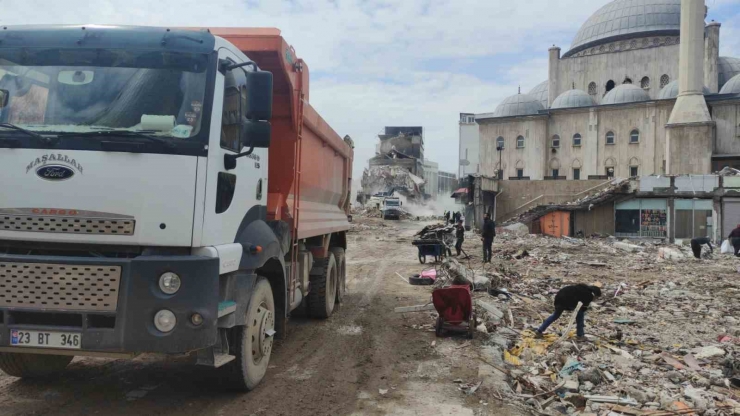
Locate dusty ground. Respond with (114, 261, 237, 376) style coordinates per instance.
(0, 218, 523, 416)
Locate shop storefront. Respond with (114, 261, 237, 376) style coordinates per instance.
(615, 199, 668, 238)
(674, 199, 713, 240)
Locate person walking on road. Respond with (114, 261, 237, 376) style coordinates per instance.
(444, 211, 450, 224)
(481, 213, 496, 263)
(454, 220, 465, 256)
(690, 237, 713, 259)
(729, 224, 740, 256)
(535, 284, 601, 342)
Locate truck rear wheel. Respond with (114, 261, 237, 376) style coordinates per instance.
(0, 353, 72, 378)
(225, 277, 275, 391)
(330, 247, 346, 303)
(308, 253, 337, 318)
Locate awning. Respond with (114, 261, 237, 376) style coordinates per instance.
(451, 188, 468, 197)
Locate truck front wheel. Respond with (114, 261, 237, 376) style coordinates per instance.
(308, 253, 338, 318)
(330, 247, 346, 304)
(0, 353, 72, 378)
(225, 277, 275, 391)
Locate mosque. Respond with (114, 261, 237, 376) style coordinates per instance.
(474, 0, 740, 181)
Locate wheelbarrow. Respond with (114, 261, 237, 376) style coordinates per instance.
(412, 239, 449, 264)
(432, 285, 475, 339)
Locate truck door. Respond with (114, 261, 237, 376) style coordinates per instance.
(200, 47, 268, 246)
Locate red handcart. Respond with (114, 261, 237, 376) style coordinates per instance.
(432, 285, 475, 339)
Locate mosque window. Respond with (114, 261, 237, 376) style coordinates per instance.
(630, 129, 640, 143)
(606, 80, 616, 93)
(552, 135, 560, 148)
(641, 77, 650, 89)
(606, 131, 615, 145)
(660, 74, 670, 89)
(588, 82, 597, 96)
(496, 137, 505, 150)
(516, 136, 525, 149)
(630, 40, 638, 49)
(623, 77, 633, 85)
(573, 134, 582, 147)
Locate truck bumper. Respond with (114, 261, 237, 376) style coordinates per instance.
(0, 254, 220, 354)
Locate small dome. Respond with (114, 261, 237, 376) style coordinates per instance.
(602, 84, 651, 105)
(658, 80, 711, 99)
(551, 89, 595, 109)
(565, 0, 680, 58)
(492, 93, 545, 118)
(528, 81, 549, 109)
(719, 57, 740, 90)
(720, 74, 740, 94)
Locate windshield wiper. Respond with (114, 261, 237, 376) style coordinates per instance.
(0, 123, 57, 144)
(57, 130, 175, 149)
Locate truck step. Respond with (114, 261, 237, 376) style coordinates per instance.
(213, 353, 236, 368)
(218, 301, 237, 318)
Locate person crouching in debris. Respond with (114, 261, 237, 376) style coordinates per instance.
(729, 224, 740, 256)
(690, 237, 713, 259)
(454, 220, 465, 256)
(481, 213, 496, 263)
(535, 284, 602, 342)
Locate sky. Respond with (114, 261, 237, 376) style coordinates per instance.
(2, 0, 739, 180)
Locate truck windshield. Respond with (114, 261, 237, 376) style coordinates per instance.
(385, 200, 400, 207)
(0, 48, 209, 139)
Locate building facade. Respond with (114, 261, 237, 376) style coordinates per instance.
(476, 0, 740, 181)
(438, 171, 458, 198)
(423, 160, 439, 199)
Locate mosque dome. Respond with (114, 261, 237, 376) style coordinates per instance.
(602, 84, 651, 105)
(551, 89, 595, 109)
(492, 93, 545, 118)
(528, 81, 549, 109)
(720, 74, 740, 95)
(658, 80, 711, 99)
(564, 0, 681, 58)
(719, 57, 740, 90)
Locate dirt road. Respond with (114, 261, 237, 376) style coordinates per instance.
(0, 219, 519, 416)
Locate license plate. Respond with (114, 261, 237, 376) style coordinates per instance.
(10, 330, 81, 349)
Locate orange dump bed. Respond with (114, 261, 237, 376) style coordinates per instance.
(210, 28, 353, 240)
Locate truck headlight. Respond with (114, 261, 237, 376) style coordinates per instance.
(154, 309, 177, 332)
(158, 272, 181, 295)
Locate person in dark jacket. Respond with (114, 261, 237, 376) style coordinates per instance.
(481, 213, 496, 263)
(690, 237, 713, 259)
(535, 284, 602, 341)
(444, 211, 450, 224)
(729, 225, 740, 256)
(454, 220, 465, 256)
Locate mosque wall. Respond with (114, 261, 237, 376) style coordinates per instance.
(712, 101, 740, 155)
(478, 117, 548, 180)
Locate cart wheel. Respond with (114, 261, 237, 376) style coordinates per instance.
(467, 313, 475, 340)
(419, 255, 426, 264)
(435, 316, 443, 337)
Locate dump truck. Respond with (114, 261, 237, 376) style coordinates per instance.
(0, 25, 352, 391)
(381, 197, 404, 220)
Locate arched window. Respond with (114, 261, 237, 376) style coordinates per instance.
(588, 82, 597, 96)
(623, 77, 633, 84)
(606, 131, 615, 145)
(516, 135, 525, 149)
(630, 129, 640, 143)
(660, 74, 670, 89)
(606, 80, 616, 93)
(551, 135, 560, 148)
(496, 137, 504, 150)
(641, 77, 650, 89)
(573, 133, 582, 147)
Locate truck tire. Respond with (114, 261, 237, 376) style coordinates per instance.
(225, 277, 275, 391)
(307, 253, 337, 318)
(329, 247, 346, 304)
(0, 353, 72, 378)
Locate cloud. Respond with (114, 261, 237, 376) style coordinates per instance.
(1, 0, 739, 180)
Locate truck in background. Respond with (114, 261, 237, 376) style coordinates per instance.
(0, 25, 352, 391)
(382, 197, 404, 220)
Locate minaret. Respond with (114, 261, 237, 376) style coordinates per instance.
(665, 0, 714, 174)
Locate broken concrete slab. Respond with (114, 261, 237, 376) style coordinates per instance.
(614, 242, 644, 253)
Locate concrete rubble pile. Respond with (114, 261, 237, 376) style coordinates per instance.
(361, 165, 425, 200)
(414, 226, 740, 415)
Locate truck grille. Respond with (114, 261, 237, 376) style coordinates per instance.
(0, 262, 122, 312)
(0, 215, 135, 235)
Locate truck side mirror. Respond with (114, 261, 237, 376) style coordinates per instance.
(0, 90, 8, 108)
(241, 119, 271, 149)
(244, 71, 273, 121)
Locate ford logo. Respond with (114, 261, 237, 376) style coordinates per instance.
(36, 165, 75, 181)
